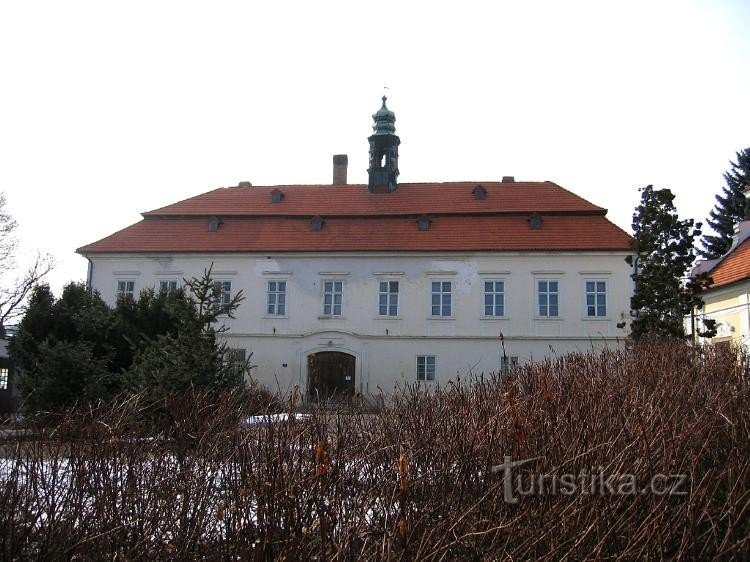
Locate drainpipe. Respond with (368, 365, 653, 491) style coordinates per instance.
(84, 255, 94, 294)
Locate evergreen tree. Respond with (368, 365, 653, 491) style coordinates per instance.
(9, 283, 116, 411)
(9, 267, 249, 413)
(626, 185, 715, 340)
(123, 267, 249, 402)
(699, 148, 750, 259)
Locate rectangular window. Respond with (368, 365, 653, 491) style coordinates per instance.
(323, 281, 343, 316)
(213, 281, 232, 312)
(500, 356, 519, 374)
(227, 348, 247, 378)
(0, 368, 8, 390)
(537, 280, 559, 317)
(116, 280, 135, 300)
(416, 355, 436, 381)
(431, 281, 452, 317)
(484, 281, 505, 316)
(585, 281, 607, 317)
(267, 281, 287, 315)
(378, 281, 399, 316)
(159, 280, 178, 292)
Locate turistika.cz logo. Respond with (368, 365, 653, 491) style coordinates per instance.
(491, 456, 688, 504)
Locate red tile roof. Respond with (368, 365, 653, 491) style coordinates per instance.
(707, 238, 750, 288)
(78, 214, 632, 254)
(78, 181, 632, 254)
(143, 182, 605, 217)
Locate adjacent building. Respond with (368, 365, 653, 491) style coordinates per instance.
(691, 220, 750, 348)
(78, 98, 633, 398)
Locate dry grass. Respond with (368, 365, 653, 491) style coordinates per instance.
(1, 341, 748, 560)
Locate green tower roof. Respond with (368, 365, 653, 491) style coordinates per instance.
(372, 96, 397, 136)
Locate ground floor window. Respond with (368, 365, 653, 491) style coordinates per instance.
(501, 356, 519, 373)
(416, 355, 436, 381)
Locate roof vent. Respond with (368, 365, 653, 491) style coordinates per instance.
(208, 216, 223, 232)
(529, 212, 543, 230)
(472, 184, 487, 200)
(237, 181, 252, 188)
(271, 188, 284, 203)
(501, 176, 515, 183)
(310, 215, 325, 232)
(416, 215, 432, 231)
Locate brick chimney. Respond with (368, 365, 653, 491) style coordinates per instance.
(333, 154, 348, 185)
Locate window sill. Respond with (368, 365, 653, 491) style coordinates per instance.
(427, 316, 456, 321)
(534, 316, 564, 321)
(318, 315, 345, 320)
(582, 316, 610, 321)
(480, 315, 510, 321)
(263, 315, 289, 320)
(375, 316, 402, 320)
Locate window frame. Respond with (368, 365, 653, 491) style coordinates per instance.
(212, 280, 233, 314)
(430, 280, 453, 318)
(266, 280, 288, 316)
(584, 279, 608, 318)
(0, 367, 8, 390)
(483, 279, 506, 317)
(226, 348, 247, 380)
(378, 280, 400, 317)
(158, 279, 179, 293)
(321, 279, 344, 317)
(416, 355, 436, 382)
(500, 355, 519, 374)
(116, 279, 136, 300)
(536, 279, 560, 318)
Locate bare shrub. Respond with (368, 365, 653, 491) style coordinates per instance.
(1, 342, 748, 559)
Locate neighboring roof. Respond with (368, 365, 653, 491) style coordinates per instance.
(705, 238, 750, 289)
(142, 182, 605, 217)
(78, 214, 632, 254)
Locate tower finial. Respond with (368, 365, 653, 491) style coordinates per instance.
(382, 95, 388, 107)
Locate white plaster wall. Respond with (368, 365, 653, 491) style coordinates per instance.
(86, 251, 632, 394)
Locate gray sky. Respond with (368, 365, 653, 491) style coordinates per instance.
(1, 0, 748, 293)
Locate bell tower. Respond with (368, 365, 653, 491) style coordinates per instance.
(367, 96, 400, 192)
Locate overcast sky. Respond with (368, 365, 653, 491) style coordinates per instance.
(1, 0, 748, 293)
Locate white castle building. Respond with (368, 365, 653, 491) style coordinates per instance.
(79, 98, 633, 398)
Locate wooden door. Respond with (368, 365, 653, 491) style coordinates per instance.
(308, 352, 356, 399)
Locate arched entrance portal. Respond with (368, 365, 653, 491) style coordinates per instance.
(307, 352, 356, 399)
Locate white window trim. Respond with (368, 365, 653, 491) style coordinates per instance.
(500, 355, 519, 374)
(535, 278, 562, 319)
(116, 279, 136, 300)
(482, 278, 508, 318)
(377, 279, 400, 318)
(212, 280, 233, 315)
(416, 355, 437, 382)
(429, 279, 454, 319)
(158, 279, 179, 292)
(320, 279, 345, 318)
(265, 279, 289, 318)
(583, 278, 609, 319)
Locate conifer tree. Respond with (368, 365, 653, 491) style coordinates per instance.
(626, 185, 715, 340)
(699, 148, 750, 259)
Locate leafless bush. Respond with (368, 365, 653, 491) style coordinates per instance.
(1, 342, 748, 560)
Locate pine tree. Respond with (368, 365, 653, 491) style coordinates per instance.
(699, 148, 750, 259)
(626, 185, 714, 340)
